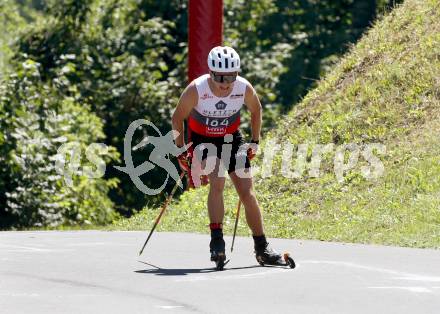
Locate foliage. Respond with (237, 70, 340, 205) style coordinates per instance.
(7, 0, 189, 216)
(0, 1, 26, 77)
(0, 60, 119, 228)
(1, 0, 402, 227)
(118, 0, 440, 248)
(0, 0, 48, 76)
(224, 0, 403, 134)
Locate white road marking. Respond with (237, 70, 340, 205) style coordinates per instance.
(0, 243, 51, 252)
(0, 293, 40, 297)
(368, 286, 435, 293)
(67, 242, 108, 246)
(175, 268, 287, 282)
(0, 292, 109, 298)
(155, 305, 185, 309)
(302, 260, 440, 294)
(395, 275, 440, 282)
(301, 260, 440, 282)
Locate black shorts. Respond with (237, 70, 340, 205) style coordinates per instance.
(190, 130, 251, 174)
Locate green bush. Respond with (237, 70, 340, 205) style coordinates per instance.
(1, 0, 399, 227)
(116, 0, 440, 248)
(0, 59, 119, 228)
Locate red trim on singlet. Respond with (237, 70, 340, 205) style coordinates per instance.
(188, 116, 241, 137)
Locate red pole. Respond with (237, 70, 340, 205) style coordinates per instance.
(188, 0, 223, 82)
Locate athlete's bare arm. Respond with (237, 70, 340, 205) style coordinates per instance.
(244, 84, 262, 142)
(172, 83, 198, 147)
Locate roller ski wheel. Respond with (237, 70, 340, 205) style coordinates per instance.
(255, 241, 296, 269)
(283, 252, 296, 269)
(211, 252, 228, 271)
(256, 252, 295, 268)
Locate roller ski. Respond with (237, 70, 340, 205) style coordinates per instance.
(211, 248, 228, 271)
(210, 225, 229, 271)
(254, 235, 296, 269)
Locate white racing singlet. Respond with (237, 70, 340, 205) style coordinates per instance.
(188, 74, 248, 137)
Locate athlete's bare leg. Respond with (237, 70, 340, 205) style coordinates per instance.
(206, 158, 226, 224)
(228, 171, 264, 236)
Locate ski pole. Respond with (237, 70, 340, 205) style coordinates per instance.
(139, 171, 185, 256)
(231, 199, 241, 252)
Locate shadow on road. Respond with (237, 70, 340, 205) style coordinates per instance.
(134, 260, 262, 276)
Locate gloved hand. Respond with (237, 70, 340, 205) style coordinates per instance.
(177, 151, 192, 172)
(247, 140, 259, 160)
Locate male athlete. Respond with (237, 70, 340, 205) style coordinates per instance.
(172, 46, 283, 267)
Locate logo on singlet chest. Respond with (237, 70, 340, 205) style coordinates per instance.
(215, 101, 227, 110)
(200, 93, 213, 100)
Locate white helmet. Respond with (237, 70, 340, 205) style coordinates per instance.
(207, 46, 240, 73)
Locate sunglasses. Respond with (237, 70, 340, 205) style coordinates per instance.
(210, 71, 237, 83)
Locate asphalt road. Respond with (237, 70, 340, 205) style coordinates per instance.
(0, 231, 439, 314)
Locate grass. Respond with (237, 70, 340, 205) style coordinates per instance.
(112, 0, 440, 248)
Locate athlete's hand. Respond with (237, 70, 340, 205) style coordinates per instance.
(177, 151, 192, 172)
(247, 140, 259, 161)
(200, 175, 209, 186)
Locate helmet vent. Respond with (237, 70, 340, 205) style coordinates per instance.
(207, 46, 240, 73)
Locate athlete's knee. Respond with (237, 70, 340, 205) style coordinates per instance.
(237, 186, 256, 203)
(209, 178, 225, 194)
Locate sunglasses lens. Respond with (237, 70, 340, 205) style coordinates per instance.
(212, 75, 221, 83)
(211, 72, 237, 83)
(223, 75, 236, 83)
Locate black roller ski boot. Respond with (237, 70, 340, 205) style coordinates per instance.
(253, 235, 295, 269)
(210, 225, 227, 270)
